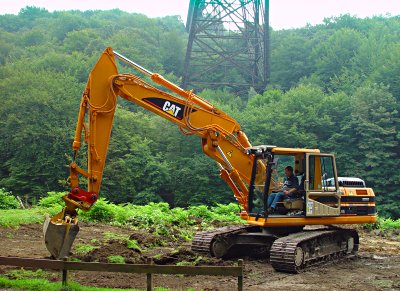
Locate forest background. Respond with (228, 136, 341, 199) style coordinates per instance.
(0, 7, 399, 218)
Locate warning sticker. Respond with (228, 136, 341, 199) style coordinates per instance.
(307, 201, 313, 215)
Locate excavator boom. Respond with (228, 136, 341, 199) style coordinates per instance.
(44, 48, 258, 258)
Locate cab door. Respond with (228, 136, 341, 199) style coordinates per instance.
(305, 153, 341, 217)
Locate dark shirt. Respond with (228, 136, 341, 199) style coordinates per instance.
(283, 174, 299, 190)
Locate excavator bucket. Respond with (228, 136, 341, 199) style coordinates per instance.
(43, 209, 79, 259)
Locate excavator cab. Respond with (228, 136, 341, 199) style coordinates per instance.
(247, 146, 341, 218)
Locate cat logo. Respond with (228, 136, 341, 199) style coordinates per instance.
(163, 101, 182, 118)
(227, 150, 233, 158)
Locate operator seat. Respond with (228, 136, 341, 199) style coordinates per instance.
(282, 173, 305, 210)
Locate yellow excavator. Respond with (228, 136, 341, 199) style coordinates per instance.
(44, 48, 377, 273)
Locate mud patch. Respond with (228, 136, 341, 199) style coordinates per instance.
(128, 230, 165, 247)
(79, 241, 144, 264)
(150, 246, 227, 266)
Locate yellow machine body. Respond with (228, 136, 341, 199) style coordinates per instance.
(44, 48, 376, 258)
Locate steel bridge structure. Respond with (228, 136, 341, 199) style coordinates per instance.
(182, 0, 269, 94)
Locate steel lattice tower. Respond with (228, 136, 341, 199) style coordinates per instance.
(182, 0, 269, 94)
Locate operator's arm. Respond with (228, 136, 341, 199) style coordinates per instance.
(284, 188, 297, 195)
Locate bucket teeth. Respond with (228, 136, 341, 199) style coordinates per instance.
(43, 211, 79, 259)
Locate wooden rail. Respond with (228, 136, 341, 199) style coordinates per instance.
(0, 256, 244, 291)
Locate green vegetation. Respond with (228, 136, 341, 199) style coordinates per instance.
(107, 255, 125, 264)
(0, 267, 188, 290)
(0, 269, 132, 290)
(0, 188, 19, 209)
(373, 279, 394, 289)
(0, 8, 399, 219)
(38, 191, 65, 208)
(0, 193, 243, 239)
(126, 239, 142, 252)
(176, 256, 206, 266)
(365, 217, 400, 231)
(83, 198, 244, 242)
(0, 207, 55, 227)
(74, 243, 98, 255)
(5, 268, 48, 280)
(103, 232, 142, 252)
(76, 197, 243, 241)
(103, 232, 130, 241)
(380, 218, 400, 230)
(0, 277, 132, 291)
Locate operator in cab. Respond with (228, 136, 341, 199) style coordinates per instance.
(267, 166, 298, 213)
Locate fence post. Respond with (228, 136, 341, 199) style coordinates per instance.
(237, 259, 243, 291)
(62, 259, 68, 286)
(146, 257, 153, 291)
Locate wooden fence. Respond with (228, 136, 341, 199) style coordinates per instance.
(0, 256, 244, 291)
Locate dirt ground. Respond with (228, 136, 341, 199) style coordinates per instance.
(0, 222, 399, 290)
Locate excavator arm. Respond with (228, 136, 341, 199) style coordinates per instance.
(44, 48, 266, 258)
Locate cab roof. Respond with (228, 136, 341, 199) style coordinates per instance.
(272, 147, 320, 154)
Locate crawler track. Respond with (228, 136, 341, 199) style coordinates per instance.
(270, 228, 359, 273)
(191, 225, 257, 257)
(193, 224, 359, 273)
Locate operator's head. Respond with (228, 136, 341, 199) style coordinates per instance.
(284, 166, 294, 177)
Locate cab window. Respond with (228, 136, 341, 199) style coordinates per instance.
(308, 155, 337, 191)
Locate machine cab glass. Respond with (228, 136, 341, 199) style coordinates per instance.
(308, 154, 338, 192)
(247, 150, 341, 218)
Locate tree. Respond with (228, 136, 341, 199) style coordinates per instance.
(270, 30, 314, 89)
(371, 44, 400, 102)
(335, 84, 400, 218)
(311, 28, 364, 87)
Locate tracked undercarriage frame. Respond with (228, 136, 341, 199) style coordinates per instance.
(192, 225, 359, 273)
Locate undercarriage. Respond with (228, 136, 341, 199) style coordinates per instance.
(192, 224, 359, 273)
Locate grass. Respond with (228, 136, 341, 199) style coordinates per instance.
(90, 238, 99, 244)
(5, 232, 13, 238)
(5, 269, 49, 280)
(74, 243, 98, 255)
(176, 261, 193, 266)
(176, 256, 206, 266)
(0, 277, 135, 291)
(0, 208, 45, 227)
(0, 206, 61, 228)
(373, 279, 393, 289)
(0, 269, 187, 290)
(364, 217, 400, 231)
(107, 255, 125, 264)
(152, 253, 163, 260)
(127, 239, 142, 252)
(103, 232, 129, 241)
(380, 218, 400, 230)
(0, 269, 133, 291)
